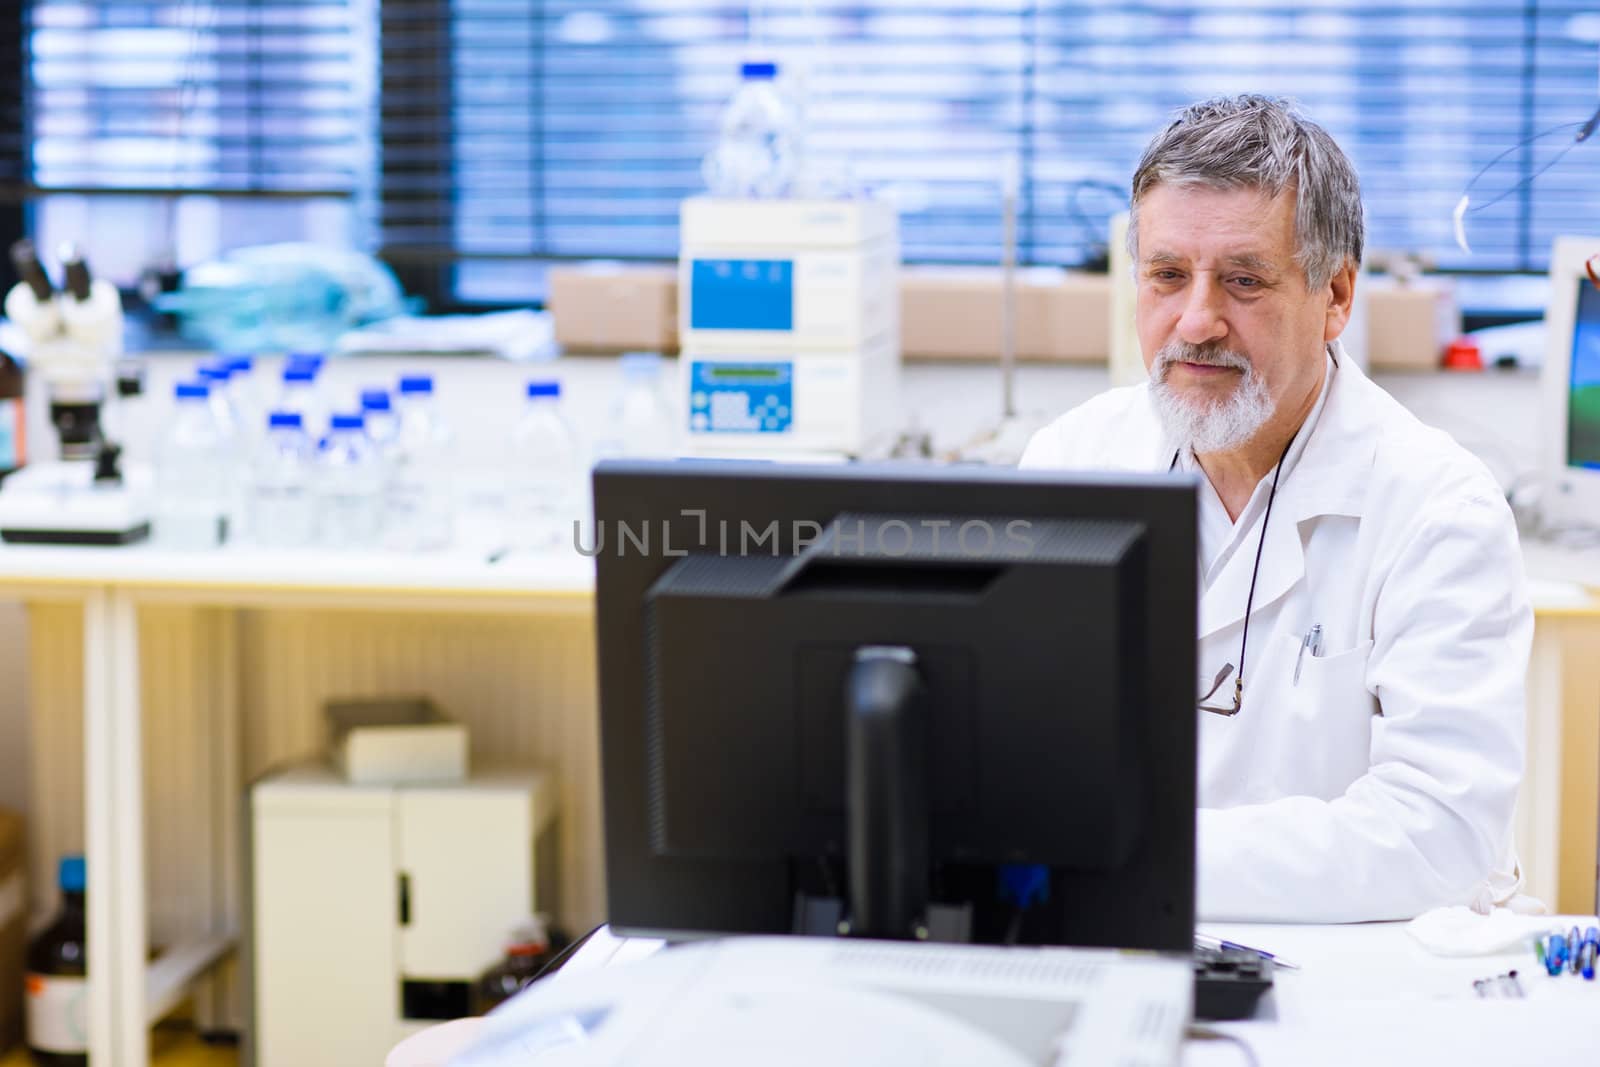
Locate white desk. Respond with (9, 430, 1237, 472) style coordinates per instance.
(1189, 918, 1600, 1065)
(4, 538, 1599, 1067)
(539, 920, 1600, 1067)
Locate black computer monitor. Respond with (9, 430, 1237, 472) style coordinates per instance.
(593, 460, 1197, 953)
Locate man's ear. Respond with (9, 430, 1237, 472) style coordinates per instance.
(1322, 262, 1357, 342)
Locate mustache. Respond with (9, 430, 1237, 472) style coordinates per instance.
(1154, 343, 1251, 377)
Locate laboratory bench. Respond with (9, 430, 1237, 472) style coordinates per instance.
(0, 536, 1597, 1067)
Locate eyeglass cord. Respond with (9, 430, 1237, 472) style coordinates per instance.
(1172, 430, 1297, 713)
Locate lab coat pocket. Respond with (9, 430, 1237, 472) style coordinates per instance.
(1281, 635, 1376, 795)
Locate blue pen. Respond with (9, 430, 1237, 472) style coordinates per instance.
(1194, 933, 1301, 971)
(1546, 934, 1568, 976)
(1582, 941, 1596, 981)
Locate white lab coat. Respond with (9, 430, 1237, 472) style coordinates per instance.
(1019, 346, 1531, 923)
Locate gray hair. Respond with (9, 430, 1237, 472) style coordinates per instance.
(1128, 95, 1363, 291)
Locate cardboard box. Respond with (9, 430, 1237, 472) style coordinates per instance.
(1364, 277, 1460, 371)
(327, 697, 469, 786)
(901, 267, 1110, 362)
(548, 263, 678, 355)
(0, 809, 23, 1055)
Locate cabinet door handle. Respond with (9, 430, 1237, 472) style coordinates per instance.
(398, 872, 412, 926)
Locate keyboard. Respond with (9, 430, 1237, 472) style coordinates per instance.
(1194, 944, 1274, 1020)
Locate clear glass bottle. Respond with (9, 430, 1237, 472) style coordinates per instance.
(317, 413, 383, 549)
(251, 411, 319, 549)
(595, 353, 674, 459)
(153, 381, 229, 549)
(506, 381, 582, 551)
(388, 374, 455, 551)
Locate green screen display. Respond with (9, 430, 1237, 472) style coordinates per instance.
(708, 365, 784, 381)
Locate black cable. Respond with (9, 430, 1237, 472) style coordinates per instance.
(1186, 1025, 1262, 1067)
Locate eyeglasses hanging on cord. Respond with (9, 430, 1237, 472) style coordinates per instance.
(1451, 111, 1599, 257)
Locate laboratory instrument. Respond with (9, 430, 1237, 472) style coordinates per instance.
(677, 198, 900, 458)
(0, 240, 152, 544)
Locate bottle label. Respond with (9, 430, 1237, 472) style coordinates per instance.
(26, 972, 89, 1053)
(0, 398, 24, 469)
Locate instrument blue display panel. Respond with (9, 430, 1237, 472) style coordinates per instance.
(689, 361, 794, 434)
(690, 259, 794, 332)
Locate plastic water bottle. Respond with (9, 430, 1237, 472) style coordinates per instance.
(317, 413, 383, 549)
(702, 61, 801, 199)
(596, 353, 675, 459)
(154, 381, 229, 548)
(251, 411, 318, 549)
(389, 374, 455, 551)
(507, 381, 582, 551)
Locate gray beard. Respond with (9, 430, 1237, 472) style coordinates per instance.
(1147, 344, 1272, 454)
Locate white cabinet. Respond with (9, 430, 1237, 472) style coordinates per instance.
(249, 765, 557, 1067)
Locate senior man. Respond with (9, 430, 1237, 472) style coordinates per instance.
(1021, 95, 1530, 923)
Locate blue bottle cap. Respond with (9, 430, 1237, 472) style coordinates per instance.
(283, 367, 316, 384)
(59, 855, 86, 893)
(741, 61, 778, 79)
(398, 374, 434, 395)
(268, 411, 303, 430)
(526, 381, 560, 399)
(330, 413, 365, 431)
(288, 351, 324, 368)
(174, 382, 210, 400)
(226, 355, 254, 374)
(360, 388, 392, 412)
(198, 362, 231, 382)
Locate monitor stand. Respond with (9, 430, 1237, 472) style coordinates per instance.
(793, 645, 973, 944)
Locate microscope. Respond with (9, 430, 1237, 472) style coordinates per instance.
(0, 239, 151, 544)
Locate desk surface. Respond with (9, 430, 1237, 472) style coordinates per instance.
(0, 542, 595, 598)
(0, 540, 1595, 615)
(551, 920, 1600, 1066)
(1192, 918, 1600, 1065)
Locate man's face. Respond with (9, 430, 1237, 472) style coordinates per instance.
(1134, 183, 1343, 453)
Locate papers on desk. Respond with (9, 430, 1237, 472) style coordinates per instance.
(449, 936, 1192, 1067)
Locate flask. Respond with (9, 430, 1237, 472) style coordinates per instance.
(595, 354, 675, 459)
(702, 61, 800, 199)
(25, 856, 88, 1067)
(251, 411, 318, 549)
(388, 375, 455, 550)
(153, 382, 228, 548)
(317, 413, 383, 549)
(506, 381, 582, 551)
